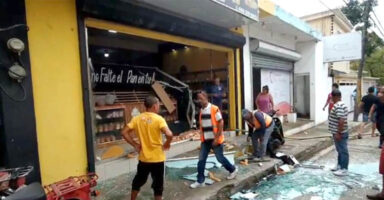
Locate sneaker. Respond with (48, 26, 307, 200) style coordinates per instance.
(330, 165, 340, 172)
(227, 166, 238, 180)
(333, 169, 348, 176)
(190, 181, 205, 189)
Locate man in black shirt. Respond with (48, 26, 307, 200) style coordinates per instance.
(359, 87, 378, 138)
(369, 87, 384, 148)
(367, 88, 384, 200)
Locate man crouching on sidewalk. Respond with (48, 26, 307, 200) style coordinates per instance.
(190, 91, 238, 189)
(121, 96, 173, 200)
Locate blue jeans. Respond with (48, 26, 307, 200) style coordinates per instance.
(197, 140, 235, 183)
(251, 121, 275, 158)
(333, 132, 349, 170)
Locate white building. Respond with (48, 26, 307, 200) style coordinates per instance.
(242, 3, 331, 125)
(302, 9, 379, 111)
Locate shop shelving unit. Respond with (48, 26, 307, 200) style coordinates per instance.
(95, 104, 126, 149)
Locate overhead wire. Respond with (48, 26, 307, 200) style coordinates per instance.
(370, 9, 384, 39)
(372, 9, 384, 33)
(317, 0, 349, 24)
(341, 0, 384, 38)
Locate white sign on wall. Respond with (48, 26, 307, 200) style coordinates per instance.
(323, 32, 362, 63)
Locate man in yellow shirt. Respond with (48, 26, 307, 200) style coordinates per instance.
(121, 96, 173, 200)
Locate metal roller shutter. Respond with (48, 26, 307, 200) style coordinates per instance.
(252, 53, 293, 71)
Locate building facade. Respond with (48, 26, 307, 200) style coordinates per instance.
(242, 4, 329, 124)
(302, 9, 379, 111)
(0, 0, 264, 184)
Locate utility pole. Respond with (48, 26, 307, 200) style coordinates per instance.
(355, 0, 373, 121)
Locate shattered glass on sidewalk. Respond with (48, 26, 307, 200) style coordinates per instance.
(231, 162, 381, 200)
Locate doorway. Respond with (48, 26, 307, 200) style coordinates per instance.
(252, 68, 261, 110)
(294, 74, 310, 118)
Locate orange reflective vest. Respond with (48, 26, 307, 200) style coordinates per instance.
(250, 111, 273, 129)
(199, 104, 224, 144)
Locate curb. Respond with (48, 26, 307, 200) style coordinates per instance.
(210, 138, 334, 200)
(206, 123, 362, 200)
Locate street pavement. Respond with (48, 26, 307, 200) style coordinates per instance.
(313, 133, 382, 200)
(95, 122, 363, 200)
(249, 132, 382, 200)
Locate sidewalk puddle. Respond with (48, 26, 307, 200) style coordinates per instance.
(231, 162, 381, 200)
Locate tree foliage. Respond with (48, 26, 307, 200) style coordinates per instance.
(366, 31, 384, 57)
(342, 0, 378, 28)
(366, 48, 384, 84)
(342, 0, 384, 82)
(341, 0, 363, 26)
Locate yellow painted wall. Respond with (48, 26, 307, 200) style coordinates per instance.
(259, 0, 275, 18)
(228, 51, 236, 129)
(307, 16, 349, 36)
(306, 18, 332, 36)
(236, 49, 242, 131)
(26, 0, 88, 184)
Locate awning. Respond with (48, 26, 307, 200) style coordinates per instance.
(250, 40, 302, 61)
(254, 5, 322, 42)
(81, 0, 246, 48)
(139, 0, 259, 28)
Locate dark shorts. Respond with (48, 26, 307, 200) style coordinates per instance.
(132, 161, 164, 196)
(377, 120, 384, 136)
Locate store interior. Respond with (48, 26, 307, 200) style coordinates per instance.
(86, 27, 231, 164)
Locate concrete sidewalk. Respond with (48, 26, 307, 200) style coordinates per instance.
(96, 119, 315, 182)
(94, 121, 361, 200)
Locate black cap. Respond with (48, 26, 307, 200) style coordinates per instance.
(242, 109, 252, 120)
(332, 89, 342, 97)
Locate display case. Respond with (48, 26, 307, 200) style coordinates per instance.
(95, 104, 126, 149)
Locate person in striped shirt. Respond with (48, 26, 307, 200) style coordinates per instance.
(190, 91, 237, 189)
(328, 89, 349, 176)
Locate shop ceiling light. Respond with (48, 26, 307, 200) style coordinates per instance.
(108, 30, 117, 33)
(104, 53, 110, 58)
(184, 46, 189, 49)
(172, 49, 176, 52)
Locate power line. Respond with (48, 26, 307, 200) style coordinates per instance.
(318, 0, 350, 25)
(372, 10, 384, 32)
(318, 0, 333, 10)
(369, 17, 384, 39)
(340, 0, 384, 38)
(371, 9, 384, 39)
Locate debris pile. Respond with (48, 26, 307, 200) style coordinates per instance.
(172, 130, 200, 143)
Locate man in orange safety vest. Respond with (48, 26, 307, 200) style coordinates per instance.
(190, 91, 237, 189)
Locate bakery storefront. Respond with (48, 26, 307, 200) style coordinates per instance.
(78, 0, 257, 180)
(0, 0, 259, 184)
